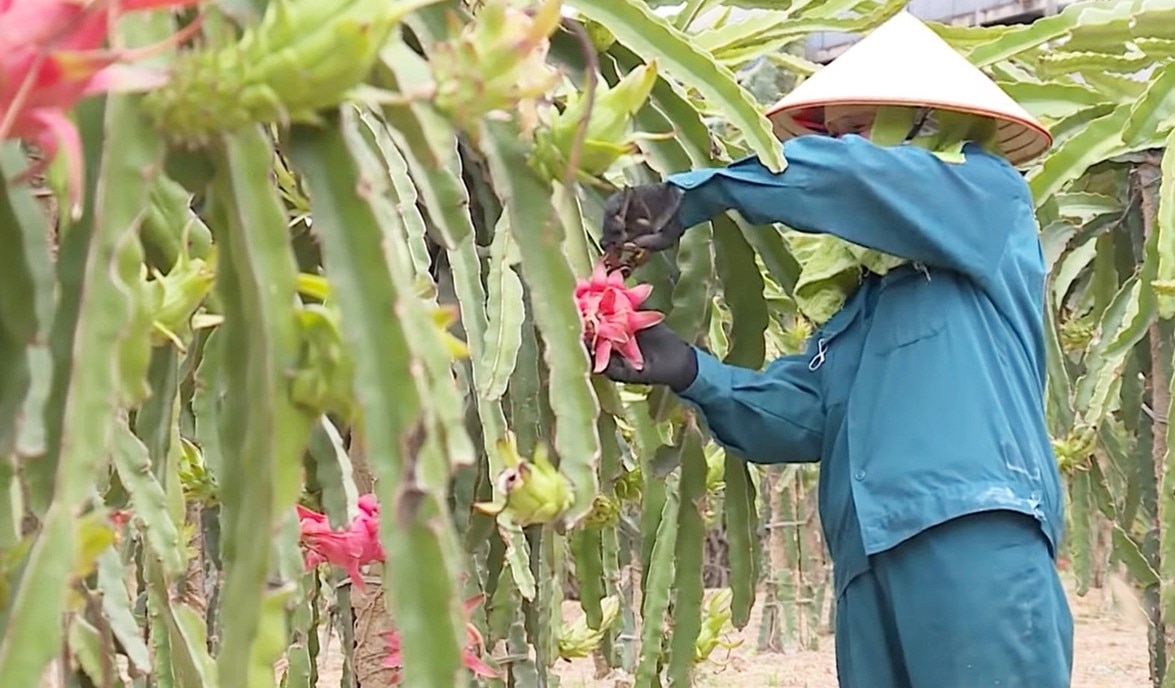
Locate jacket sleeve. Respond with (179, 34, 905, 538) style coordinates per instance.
(664, 135, 1030, 281)
(675, 348, 824, 463)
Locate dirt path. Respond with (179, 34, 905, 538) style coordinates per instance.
(309, 573, 1151, 687)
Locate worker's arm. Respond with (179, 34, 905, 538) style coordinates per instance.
(665, 135, 1029, 280)
(676, 348, 825, 463)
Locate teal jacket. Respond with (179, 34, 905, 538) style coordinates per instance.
(665, 134, 1064, 595)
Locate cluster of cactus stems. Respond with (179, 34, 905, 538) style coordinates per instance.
(3, 1, 1175, 688)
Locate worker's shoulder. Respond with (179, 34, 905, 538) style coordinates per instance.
(959, 143, 1033, 190)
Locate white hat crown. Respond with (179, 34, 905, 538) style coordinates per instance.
(765, 11, 1052, 165)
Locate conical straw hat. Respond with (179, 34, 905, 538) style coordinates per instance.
(764, 11, 1052, 165)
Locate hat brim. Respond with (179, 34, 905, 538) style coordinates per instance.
(768, 99, 1052, 167)
(761, 12, 1053, 167)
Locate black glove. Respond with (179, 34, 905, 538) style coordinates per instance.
(598, 323, 698, 392)
(601, 183, 687, 256)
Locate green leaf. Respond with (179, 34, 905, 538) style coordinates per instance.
(996, 81, 1108, 120)
(1054, 192, 1123, 224)
(1073, 224, 1159, 427)
(144, 555, 220, 688)
(354, 109, 477, 469)
(289, 113, 465, 688)
(1036, 50, 1150, 79)
(1028, 104, 1133, 206)
(0, 145, 54, 463)
(110, 421, 184, 577)
(713, 215, 767, 370)
(96, 550, 152, 674)
(479, 121, 603, 527)
(635, 481, 679, 687)
(481, 220, 526, 401)
(958, 0, 1138, 66)
(722, 454, 759, 628)
(568, 0, 785, 173)
(569, 529, 606, 628)
(0, 74, 160, 684)
(206, 124, 316, 688)
(700, 0, 905, 63)
(69, 615, 126, 688)
(1122, 62, 1175, 147)
(374, 40, 473, 249)
(306, 417, 361, 527)
(1153, 128, 1175, 319)
(666, 427, 707, 687)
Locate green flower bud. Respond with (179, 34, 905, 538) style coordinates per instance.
(705, 447, 725, 493)
(582, 494, 620, 529)
(475, 438, 574, 527)
(428, 0, 563, 136)
(290, 303, 356, 419)
(694, 589, 741, 664)
(1051, 425, 1097, 475)
(530, 61, 670, 181)
(558, 596, 620, 660)
(1059, 317, 1095, 354)
(613, 467, 643, 503)
(144, 0, 440, 143)
(144, 248, 217, 352)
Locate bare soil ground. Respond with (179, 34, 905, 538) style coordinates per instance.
(306, 572, 1150, 687)
(37, 572, 1146, 687)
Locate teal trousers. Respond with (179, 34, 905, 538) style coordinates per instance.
(835, 509, 1074, 688)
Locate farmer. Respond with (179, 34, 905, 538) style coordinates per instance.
(597, 11, 1073, 688)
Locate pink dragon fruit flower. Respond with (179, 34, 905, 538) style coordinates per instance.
(382, 594, 498, 683)
(0, 0, 202, 215)
(575, 260, 665, 373)
(296, 494, 386, 590)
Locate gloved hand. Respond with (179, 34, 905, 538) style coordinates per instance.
(598, 323, 698, 392)
(601, 183, 687, 256)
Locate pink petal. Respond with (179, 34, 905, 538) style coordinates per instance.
(624, 283, 653, 306)
(80, 63, 169, 96)
(595, 320, 628, 341)
(592, 339, 613, 373)
(358, 493, 380, 516)
(18, 108, 82, 213)
(589, 261, 609, 288)
(464, 593, 486, 613)
(122, 0, 203, 8)
(627, 310, 664, 331)
(296, 505, 327, 523)
(463, 651, 498, 678)
(617, 337, 645, 371)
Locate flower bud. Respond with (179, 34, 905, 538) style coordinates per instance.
(694, 589, 741, 663)
(290, 303, 356, 419)
(613, 467, 643, 503)
(582, 494, 620, 529)
(531, 61, 669, 181)
(474, 438, 574, 527)
(144, 0, 439, 143)
(428, 0, 562, 137)
(144, 250, 217, 352)
(557, 596, 620, 660)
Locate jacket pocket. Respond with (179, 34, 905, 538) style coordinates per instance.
(870, 265, 947, 353)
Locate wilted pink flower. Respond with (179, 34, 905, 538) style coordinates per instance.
(382, 594, 498, 683)
(0, 0, 202, 213)
(575, 261, 664, 373)
(296, 495, 385, 589)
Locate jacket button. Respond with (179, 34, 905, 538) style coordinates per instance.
(854, 470, 866, 480)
